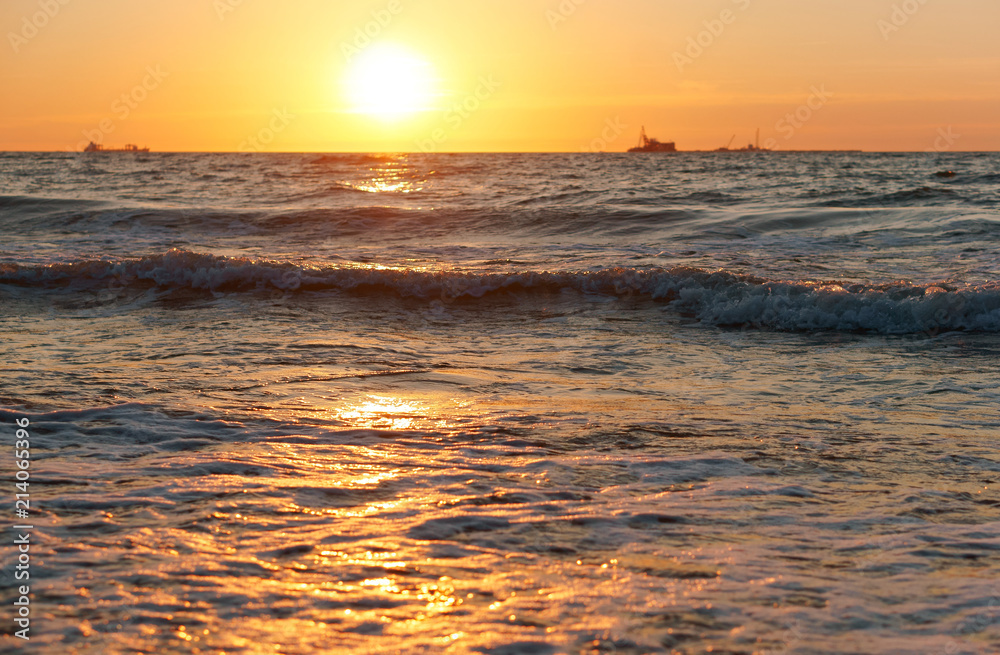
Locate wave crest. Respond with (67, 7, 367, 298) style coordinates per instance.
(2, 250, 999, 334)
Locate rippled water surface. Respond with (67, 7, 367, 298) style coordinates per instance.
(1, 152, 999, 654)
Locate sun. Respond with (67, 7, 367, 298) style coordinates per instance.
(344, 44, 437, 120)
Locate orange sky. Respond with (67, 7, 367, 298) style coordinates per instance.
(2, 0, 999, 152)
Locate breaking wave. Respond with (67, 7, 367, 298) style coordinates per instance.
(3, 249, 999, 334)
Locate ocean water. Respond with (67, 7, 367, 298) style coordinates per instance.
(1, 151, 999, 654)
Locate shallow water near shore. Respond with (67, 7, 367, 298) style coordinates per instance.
(1, 151, 999, 654)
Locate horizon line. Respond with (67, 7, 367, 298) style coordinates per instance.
(6, 149, 1000, 154)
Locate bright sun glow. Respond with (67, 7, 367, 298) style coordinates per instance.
(344, 45, 437, 120)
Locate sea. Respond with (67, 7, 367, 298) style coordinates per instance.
(1, 150, 999, 655)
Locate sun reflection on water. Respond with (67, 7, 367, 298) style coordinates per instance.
(325, 393, 471, 434)
(350, 160, 424, 194)
(352, 178, 420, 194)
(336, 395, 425, 430)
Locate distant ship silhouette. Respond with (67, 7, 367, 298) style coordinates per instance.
(83, 142, 149, 153)
(627, 126, 676, 152)
(715, 129, 770, 152)
(627, 127, 772, 153)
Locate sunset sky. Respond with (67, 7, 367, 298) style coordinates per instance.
(2, 0, 998, 152)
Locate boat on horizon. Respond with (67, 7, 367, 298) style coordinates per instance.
(627, 126, 676, 153)
(83, 142, 149, 153)
(716, 129, 770, 153)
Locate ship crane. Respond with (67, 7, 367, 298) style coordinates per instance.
(627, 126, 677, 153)
(637, 126, 650, 149)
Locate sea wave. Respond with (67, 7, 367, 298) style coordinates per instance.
(5, 194, 998, 245)
(3, 249, 999, 333)
(0, 194, 106, 214)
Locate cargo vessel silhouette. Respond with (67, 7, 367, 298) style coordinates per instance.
(625, 127, 859, 153)
(83, 142, 149, 153)
(627, 126, 676, 153)
(715, 128, 770, 152)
